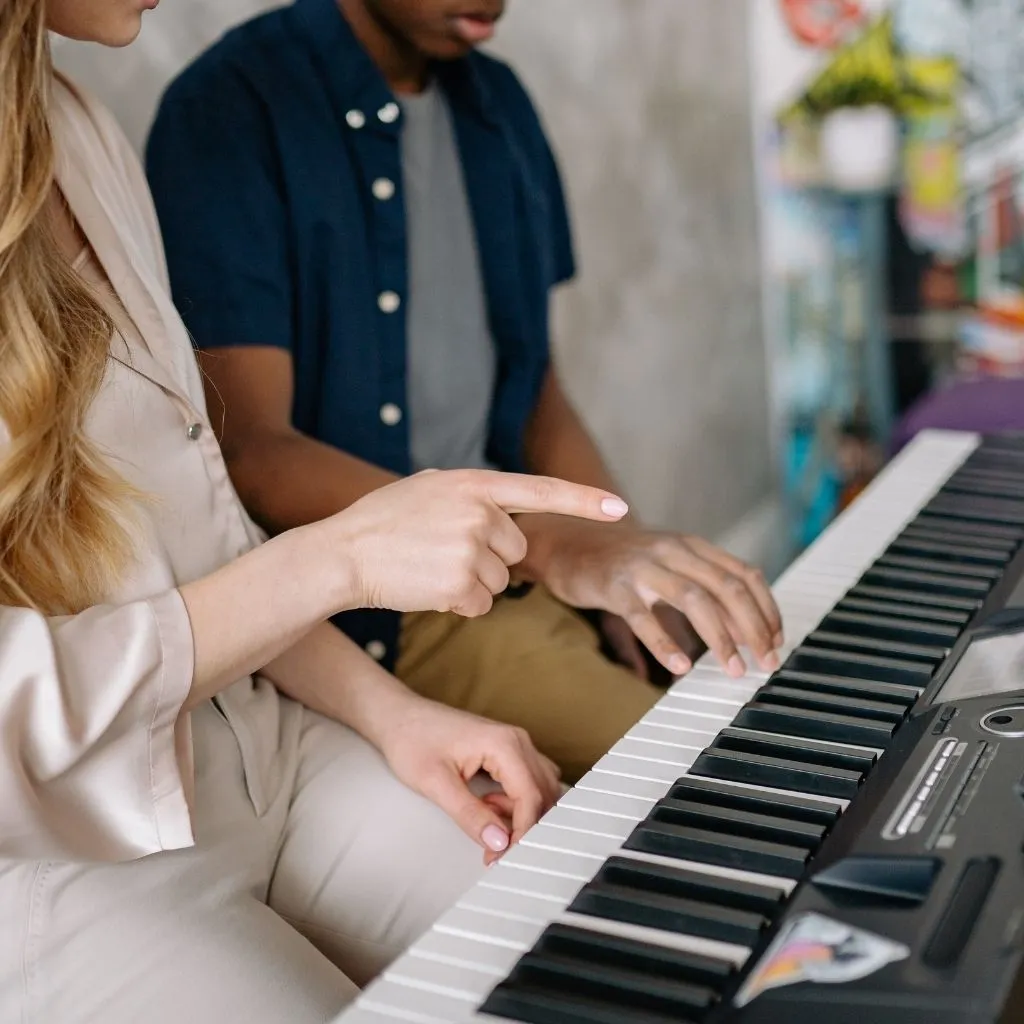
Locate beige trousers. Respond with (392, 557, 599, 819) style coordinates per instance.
(0, 700, 484, 1024)
(398, 585, 664, 783)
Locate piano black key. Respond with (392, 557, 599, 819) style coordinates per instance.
(535, 923, 735, 990)
(733, 701, 898, 748)
(510, 951, 719, 1020)
(944, 472, 1024, 501)
(859, 566, 992, 599)
(924, 493, 1024, 526)
(691, 747, 862, 799)
(783, 646, 935, 686)
(819, 609, 961, 645)
(799, 628, 946, 664)
(592, 857, 785, 917)
(757, 684, 907, 722)
(834, 595, 973, 627)
(772, 669, 923, 705)
(874, 553, 1004, 581)
(648, 797, 826, 848)
(621, 818, 810, 880)
(910, 512, 1024, 542)
(484, 978, 702, 1024)
(894, 525, 1018, 556)
(713, 727, 877, 773)
(846, 583, 982, 613)
(666, 776, 842, 826)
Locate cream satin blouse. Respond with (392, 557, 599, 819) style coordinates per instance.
(0, 78, 293, 863)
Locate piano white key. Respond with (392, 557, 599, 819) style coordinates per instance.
(628, 721, 719, 748)
(434, 906, 548, 951)
(538, 804, 634, 840)
(558, 785, 657, 821)
(575, 768, 675, 800)
(589, 753, 687, 785)
(336, 1009, 427, 1024)
(492, 842, 596, 881)
(361, 983, 477, 1024)
(640, 702, 736, 729)
(638, 706, 727, 739)
(478, 863, 584, 902)
(385, 956, 506, 997)
(407, 931, 527, 974)
(457, 886, 568, 925)
(606, 737, 700, 769)
(520, 821, 622, 860)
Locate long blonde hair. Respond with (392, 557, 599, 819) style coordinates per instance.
(0, 0, 134, 614)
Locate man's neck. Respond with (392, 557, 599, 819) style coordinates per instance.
(337, 0, 429, 94)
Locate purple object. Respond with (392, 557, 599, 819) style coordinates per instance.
(891, 376, 1024, 452)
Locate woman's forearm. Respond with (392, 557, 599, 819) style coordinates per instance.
(178, 521, 357, 709)
(261, 619, 413, 748)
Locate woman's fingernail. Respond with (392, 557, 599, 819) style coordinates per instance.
(774, 632, 785, 648)
(762, 651, 780, 672)
(482, 824, 509, 852)
(727, 655, 745, 677)
(601, 497, 629, 518)
(668, 654, 690, 676)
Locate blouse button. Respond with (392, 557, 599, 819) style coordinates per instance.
(186, 422, 203, 441)
(365, 639, 387, 661)
(377, 290, 401, 314)
(378, 102, 401, 124)
(345, 109, 366, 129)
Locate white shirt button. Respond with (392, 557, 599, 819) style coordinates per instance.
(379, 403, 403, 427)
(186, 422, 203, 441)
(378, 101, 400, 124)
(346, 109, 366, 129)
(377, 290, 401, 314)
(365, 640, 387, 661)
(371, 177, 395, 201)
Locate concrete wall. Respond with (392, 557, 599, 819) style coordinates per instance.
(55, 0, 776, 556)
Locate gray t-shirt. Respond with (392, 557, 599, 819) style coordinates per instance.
(400, 83, 497, 472)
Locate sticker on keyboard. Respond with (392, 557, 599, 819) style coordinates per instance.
(733, 912, 910, 1008)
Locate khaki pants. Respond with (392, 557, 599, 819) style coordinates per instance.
(0, 701, 483, 1024)
(398, 586, 663, 783)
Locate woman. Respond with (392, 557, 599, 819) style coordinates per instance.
(0, 1, 630, 1020)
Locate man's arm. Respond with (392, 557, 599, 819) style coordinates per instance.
(199, 346, 397, 533)
(516, 367, 627, 574)
(515, 366, 783, 678)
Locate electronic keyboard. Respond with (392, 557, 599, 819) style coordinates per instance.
(336, 429, 1024, 1024)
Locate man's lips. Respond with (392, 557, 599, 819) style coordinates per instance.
(450, 13, 498, 44)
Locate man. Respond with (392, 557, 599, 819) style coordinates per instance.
(146, 0, 783, 783)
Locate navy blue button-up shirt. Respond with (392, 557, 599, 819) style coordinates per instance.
(146, 0, 575, 669)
